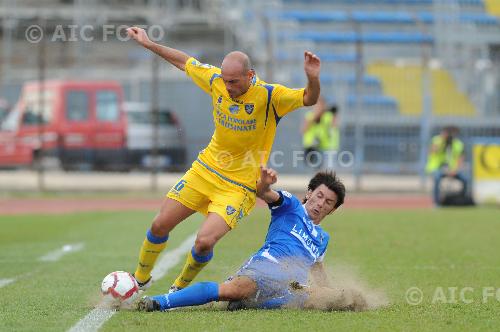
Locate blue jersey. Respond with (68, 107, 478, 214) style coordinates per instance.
(254, 190, 330, 273)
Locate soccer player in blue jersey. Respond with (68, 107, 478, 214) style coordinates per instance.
(138, 166, 350, 312)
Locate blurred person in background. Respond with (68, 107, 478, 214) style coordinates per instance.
(301, 96, 339, 169)
(426, 126, 467, 206)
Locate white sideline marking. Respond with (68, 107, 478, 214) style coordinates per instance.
(67, 233, 196, 332)
(67, 308, 116, 332)
(39, 243, 85, 262)
(0, 278, 15, 288)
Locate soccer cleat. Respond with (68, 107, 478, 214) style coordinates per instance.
(168, 285, 183, 294)
(227, 300, 247, 311)
(133, 274, 152, 291)
(137, 296, 161, 312)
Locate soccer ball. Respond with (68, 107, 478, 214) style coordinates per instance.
(101, 271, 140, 307)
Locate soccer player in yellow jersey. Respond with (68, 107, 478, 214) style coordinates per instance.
(126, 26, 321, 292)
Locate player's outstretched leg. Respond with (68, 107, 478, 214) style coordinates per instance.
(171, 212, 230, 290)
(138, 277, 256, 312)
(139, 282, 219, 312)
(134, 198, 195, 287)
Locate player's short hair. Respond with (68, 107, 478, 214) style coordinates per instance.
(302, 170, 345, 208)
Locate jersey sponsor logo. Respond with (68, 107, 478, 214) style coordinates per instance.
(229, 104, 240, 114)
(231, 98, 245, 104)
(226, 205, 236, 215)
(302, 216, 317, 236)
(282, 191, 292, 198)
(216, 109, 257, 132)
(290, 223, 321, 259)
(245, 104, 254, 115)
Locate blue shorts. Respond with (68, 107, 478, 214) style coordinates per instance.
(231, 255, 308, 309)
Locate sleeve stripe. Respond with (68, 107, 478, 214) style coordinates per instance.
(261, 84, 274, 127)
(272, 104, 281, 126)
(209, 73, 221, 87)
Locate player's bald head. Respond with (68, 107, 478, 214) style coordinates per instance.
(221, 51, 254, 99)
(221, 51, 252, 75)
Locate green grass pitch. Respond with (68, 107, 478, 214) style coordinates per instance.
(1, 207, 499, 331)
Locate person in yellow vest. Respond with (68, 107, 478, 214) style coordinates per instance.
(301, 96, 339, 169)
(426, 126, 467, 206)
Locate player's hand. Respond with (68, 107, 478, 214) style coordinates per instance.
(304, 51, 321, 79)
(260, 166, 278, 187)
(127, 27, 151, 47)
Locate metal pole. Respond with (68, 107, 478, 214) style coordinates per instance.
(37, 16, 46, 191)
(264, 12, 274, 82)
(1, 2, 15, 96)
(418, 17, 433, 191)
(353, 22, 364, 191)
(150, 55, 160, 192)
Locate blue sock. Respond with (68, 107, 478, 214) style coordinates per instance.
(152, 282, 219, 311)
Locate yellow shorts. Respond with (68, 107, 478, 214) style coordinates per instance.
(166, 159, 257, 229)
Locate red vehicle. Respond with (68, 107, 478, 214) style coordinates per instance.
(0, 80, 128, 170)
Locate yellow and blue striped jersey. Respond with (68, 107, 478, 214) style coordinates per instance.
(185, 57, 304, 191)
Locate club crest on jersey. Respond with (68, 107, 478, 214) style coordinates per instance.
(245, 104, 254, 115)
(226, 205, 236, 215)
(229, 104, 240, 114)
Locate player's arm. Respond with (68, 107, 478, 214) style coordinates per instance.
(302, 51, 321, 106)
(311, 262, 331, 288)
(256, 166, 280, 204)
(127, 27, 190, 71)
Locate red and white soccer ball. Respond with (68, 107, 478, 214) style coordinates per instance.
(101, 271, 140, 307)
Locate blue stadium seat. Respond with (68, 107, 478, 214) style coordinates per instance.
(347, 95, 399, 112)
(417, 12, 434, 23)
(279, 10, 349, 22)
(317, 52, 357, 62)
(290, 31, 357, 43)
(351, 11, 415, 24)
(287, 31, 433, 43)
(280, 0, 482, 5)
(275, 51, 357, 62)
(361, 32, 433, 43)
(418, 12, 499, 25)
(460, 13, 499, 25)
(321, 74, 381, 86)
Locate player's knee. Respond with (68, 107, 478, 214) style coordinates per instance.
(194, 235, 216, 253)
(219, 283, 247, 301)
(151, 214, 170, 237)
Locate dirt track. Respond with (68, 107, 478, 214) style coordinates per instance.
(0, 194, 432, 215)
